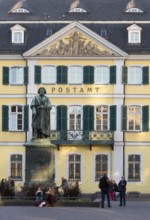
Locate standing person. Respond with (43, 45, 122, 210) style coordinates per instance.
(98, 174, 111, 208)
(31, 87, 52, 139)
(118, 176, 127, 207)
(0, 179, 6, 197)
(60, 177, 69, 197)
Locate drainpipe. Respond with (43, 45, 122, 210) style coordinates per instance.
(123, 59, 126, 176)
(24, 57, 28, 143)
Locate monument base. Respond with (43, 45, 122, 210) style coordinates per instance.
(24, 138, 56, 185)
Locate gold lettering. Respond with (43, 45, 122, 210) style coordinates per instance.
(66, 87, 70, 93)
(58, 87, 63, 93)
(87, 88, 92, 93)
(80, 88, 84, 93)
(95, 87, 100, 93)
(52, 87, 56, 93)
(73, 87, 77, 93)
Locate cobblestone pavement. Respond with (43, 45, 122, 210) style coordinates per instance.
(0, 201, 149, 220)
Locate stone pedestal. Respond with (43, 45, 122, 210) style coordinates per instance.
(24, 138, 56, 185)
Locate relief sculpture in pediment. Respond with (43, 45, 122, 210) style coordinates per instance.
(39, 31, 112, 56)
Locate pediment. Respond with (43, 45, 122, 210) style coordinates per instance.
(23, 21, 128, 57)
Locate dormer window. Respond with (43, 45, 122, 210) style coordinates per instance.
(10, 24, 26, 44)
(69, 8, 87, 13)
(126, 8, 143, 13)
(12, 8, 29, 13)
(127, 24, 142, 44)
(101, 29, 108, 37)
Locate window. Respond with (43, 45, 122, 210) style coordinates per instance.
(69, 8, 87, 13)
(68, 106, 82, 140)
(127, 24, 142, 44)
(95, 105, 109, 131)
(127, 106, 141, 131)
(11, 8, 29, 13)
(128, 154, 141, 182)
(10, 24, 25, 44)
(101, 29, 107, 37)
(95, 66, 109, 84)
(10, 66, 24, 84)
(128, 66, 142, 84)
(50, 106, 56, 130)
(42, 65, 56, 84)
(10, 106, 23, 131)
(46, 29, 53, 37)
(95, 154, 108, 181)
(10, 154, 23, 180)
(126, 8, 143, 13)
(68, 66, 83, 84)
(68, 154, 81, 180)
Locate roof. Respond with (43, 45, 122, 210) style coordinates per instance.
(0, 0, 149, 21)
(0, 0, 150, 55)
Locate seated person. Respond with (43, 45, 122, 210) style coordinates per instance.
(35, 187, 44, 206)
(45, 187, 56, 207)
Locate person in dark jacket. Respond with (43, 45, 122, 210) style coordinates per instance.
(118, 176, 127, 207)
(99, 174, 111, 208)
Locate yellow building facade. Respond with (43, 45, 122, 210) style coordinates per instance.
(0, 19, 150, 195)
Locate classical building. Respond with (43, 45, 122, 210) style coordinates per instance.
(0, 0, 150, 194)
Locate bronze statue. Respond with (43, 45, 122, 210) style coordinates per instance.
(31, 87, 52, 138)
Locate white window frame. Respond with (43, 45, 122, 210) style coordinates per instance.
(94, 105, 109, 131)
(42, 65, 56, 84)
(127, 105, 142, 131)
(50, 106, 56, 130)
(95, 65, 110, 84)
(126, 8, 143, 13)
(126, 154, 142, 183)
(9, 105, 24, 131)
(128, 66, 142, 84)
(67, 105, 83, 140)
(68, 65, 83, 84)
(94, 153, 110, 182)
(67, 153, 82, 181)
(69, 8, 87, 13)
(12, 8, 29, 13)
(10, 66, 24, 85)
(10, 24, 26, 44)
(127, 24, 142, 44)
(9, 153, 25, 182)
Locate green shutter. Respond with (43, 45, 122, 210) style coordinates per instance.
(24, 66, 28, 84)
(142, 66, 149, 85)
(57, 105, 67, 130)
(3, 66, 9, 85)
(83, 105, 94, 131)
(83, 66, 94, 84)
(34, 65, 41, 84)
(57, 66, 67, 84)
(122, 66, 128, 84)
(2, 105, 9, 131)
(110, 105, 116, 131)
(142, 105, 149, 132)
(24, 105, 29, 131)
(122, 106, 127, 131)
(110, 65, 116, 84)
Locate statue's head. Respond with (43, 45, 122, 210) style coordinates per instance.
(38, 87, 47, 95)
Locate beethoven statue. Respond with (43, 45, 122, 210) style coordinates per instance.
(31, 87, 52, 138)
